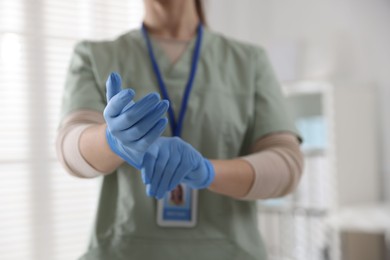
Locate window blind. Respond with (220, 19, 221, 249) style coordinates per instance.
(0, 0, 144, 259)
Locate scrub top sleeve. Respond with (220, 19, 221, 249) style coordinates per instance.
(60, 41, 106, 121)
(247, 48, 299, 147)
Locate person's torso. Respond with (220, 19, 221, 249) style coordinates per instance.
(78, 29, 267, 260)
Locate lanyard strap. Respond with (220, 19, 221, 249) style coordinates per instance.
(141, 23, 203, 137)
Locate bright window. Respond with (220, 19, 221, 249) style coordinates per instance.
(0, 1, 144, 259)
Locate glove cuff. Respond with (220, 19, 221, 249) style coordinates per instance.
(193, 159, 215, 189)
(106, 127, 121, 153)
(105, 128, 142, 170)
(105, 128, 121, 155)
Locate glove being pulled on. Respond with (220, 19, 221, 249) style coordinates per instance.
(104, 72, 169, 169)
(141, 137, 215, 199)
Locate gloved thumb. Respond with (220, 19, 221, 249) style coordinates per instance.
(106, 72, 122, 101)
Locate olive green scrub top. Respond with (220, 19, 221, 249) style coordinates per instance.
(61, 28, 298, 260)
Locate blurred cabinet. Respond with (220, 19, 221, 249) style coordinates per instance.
(257, 81, 379, 260)
(285, 82, 335, 212)
(341, 231, 387, 260)
(258, 81, 337, 260)
(329, 204, 390, 260)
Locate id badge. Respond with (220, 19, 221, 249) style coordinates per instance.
(157, 184, 197, 227)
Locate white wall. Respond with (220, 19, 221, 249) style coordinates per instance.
(206, 0, 390, 206)
(207, 0, 390, 82)
(333, 84, 380, 206)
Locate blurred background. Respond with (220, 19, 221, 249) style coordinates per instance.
(0, 0, 389, 259)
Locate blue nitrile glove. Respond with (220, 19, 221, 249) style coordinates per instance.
(104, 72, 169, 169)
(141, 137, 215, 199)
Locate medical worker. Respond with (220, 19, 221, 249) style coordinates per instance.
(56, 0, 304, 259)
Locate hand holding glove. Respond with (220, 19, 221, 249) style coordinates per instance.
(104, 72, 169, 169)
(141, 137, 215, 199)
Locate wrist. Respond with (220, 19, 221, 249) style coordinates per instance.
(207, 159, 254, 198)
(105, 126, 144, 170)
(105, 127, 120, 155)
(202, 159, 215, 188)
(185, 158, 215, 189)
(79, 123, 123, 173)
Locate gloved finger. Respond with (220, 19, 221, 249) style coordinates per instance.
(168, 146, 198, 191)
(155, 151, 182, 199)
(148, 148, 170, 197)
(146, 184, 153, 197)
(132, 118, 168, 148)
(106, 72, 122, 101)
(142, 153, 156, 185)
(142, 143, 160, 185)
(121, 100, 135, 114)
(122, 92, 161, 126)
(123, 100, 169, 140)
(168, 159, 193, 191)
(184, 143, 202, 170)
(141, 168, 151, 185)
(104, 89, 135, 119)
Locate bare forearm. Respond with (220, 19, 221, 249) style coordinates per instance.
(207, 133, 304, 200)
(208, 159, 255, 198)
(79, 123, 123, 173)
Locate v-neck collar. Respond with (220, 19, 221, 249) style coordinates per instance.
(131, 27, 211, 79)
(149, 35, 196, 76)
(152, 37, 190, 66)
(151, 33, 200, 78)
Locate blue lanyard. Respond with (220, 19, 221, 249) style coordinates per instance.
(141, 23, 203, 137)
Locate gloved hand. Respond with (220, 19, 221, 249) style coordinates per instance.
(141, 137, 215, 199)
(104, 72, 169, 169)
